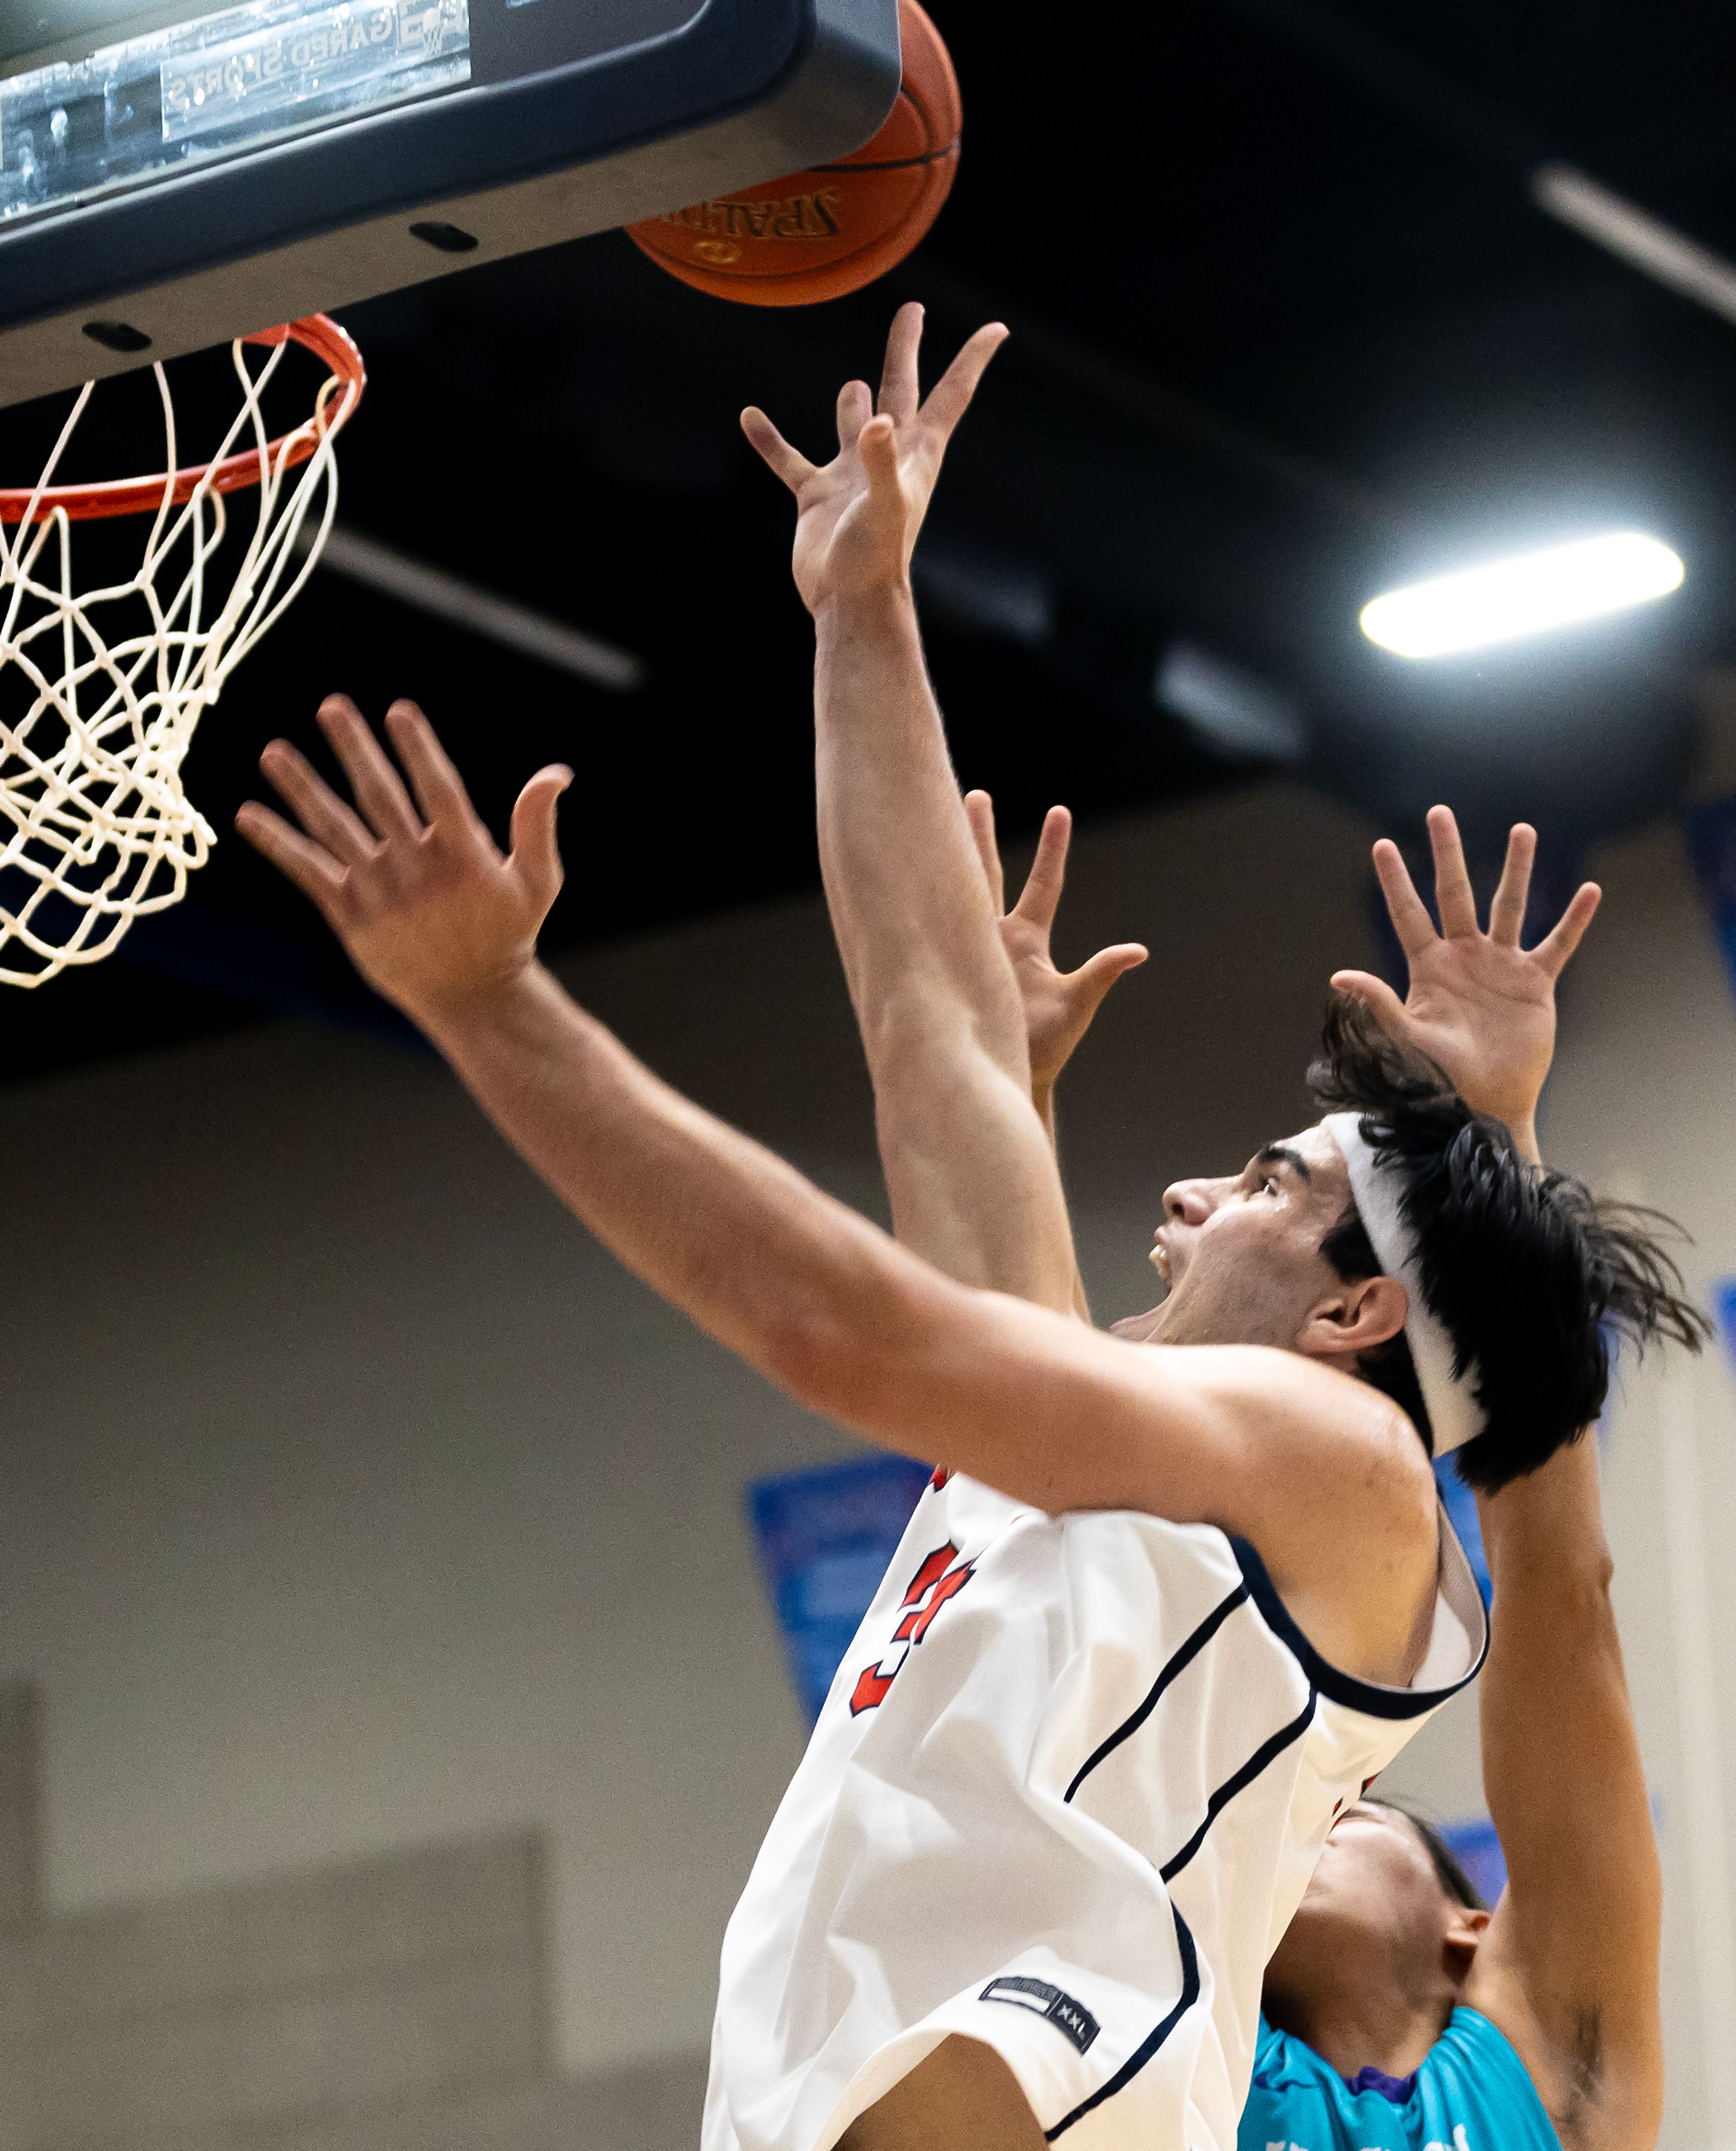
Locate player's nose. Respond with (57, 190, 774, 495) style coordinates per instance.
(1162, 1177, 1219, 1226)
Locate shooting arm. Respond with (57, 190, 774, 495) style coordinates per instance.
(425, 964, 1429, 1679)
(423, 955, 1119, 1493)
(1466, 1438, 1662, 2151)
(237, 697, 1429, 1674)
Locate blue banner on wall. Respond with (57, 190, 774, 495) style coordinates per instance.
(1438, 1817, 1507, 1906)
(747, 1454, 931, 1725)
(1716, 1278, 1736, 1381)
(1685, 795, 1736, 1007)
(1434, 1456, 1492, 1611)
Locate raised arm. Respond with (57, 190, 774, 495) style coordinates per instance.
(963, 790, 1148, 1152)
(742, 307, 1090, 1315)
(236, 697, 1436, 1681)
(962, 790, 1147, 1319)
(1343, 811, 1661, 2148)
(1466, 1443, 1661, 2151)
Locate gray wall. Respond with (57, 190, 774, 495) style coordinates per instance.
(4, 776, 1732, 2148)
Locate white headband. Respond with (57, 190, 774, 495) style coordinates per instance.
(1323, 1111, 1484, 1458)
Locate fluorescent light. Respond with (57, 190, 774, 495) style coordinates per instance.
(1360, 532, 1684, 659)
(913, 547, 1054, 646)
(1155, 642, 1307, 761)
(1531, 165, 1736, 328)
(302, 525, 647, 691)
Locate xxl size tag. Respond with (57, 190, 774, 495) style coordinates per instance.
(981, 1976, 1100, 2055)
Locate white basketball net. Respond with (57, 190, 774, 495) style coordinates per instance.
(0, 329, 358, 985)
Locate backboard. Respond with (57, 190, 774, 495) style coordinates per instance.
(0, 0, 900, 406)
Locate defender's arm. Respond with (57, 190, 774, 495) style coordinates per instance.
(1464, 1443, 1662, 2151)
(962, 790, 1148, 1321)
(1339, 809, 1653, 2146)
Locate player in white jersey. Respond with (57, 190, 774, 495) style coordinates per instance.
(722, 306, 1694, 2151)
(706, 1451, 1485, 2151)
(239, 315, 1689, 2151)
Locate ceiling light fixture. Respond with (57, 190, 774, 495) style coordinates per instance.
(1359, 532, 1684, 659)
(1155, 642, 1308, 762)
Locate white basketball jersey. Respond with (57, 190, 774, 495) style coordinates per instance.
(703, 1467, 1487, 2151)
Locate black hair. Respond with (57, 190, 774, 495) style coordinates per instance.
(1309, 996, 1710, 1494)
(1364, 1796, 1487, 1912)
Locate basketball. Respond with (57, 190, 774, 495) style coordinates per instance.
(625, 0, 961, 306)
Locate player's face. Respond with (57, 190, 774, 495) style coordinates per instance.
(1110, 1124, 1355, 1351)
(1261, 1802, 1472, 2023)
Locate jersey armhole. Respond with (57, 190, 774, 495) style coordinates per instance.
(1229, 1510, 1488, 1720)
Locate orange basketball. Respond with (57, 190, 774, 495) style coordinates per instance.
(626, 0, 961, 306)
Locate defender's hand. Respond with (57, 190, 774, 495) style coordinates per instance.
(1331, 805, 1601, 1152)
(965, 790, 1147, 1102)
(236, 695, 571, 1028)
(741, 302, 1007, 614)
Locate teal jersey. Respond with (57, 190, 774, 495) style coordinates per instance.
(1241, 2008, 1561, 2151)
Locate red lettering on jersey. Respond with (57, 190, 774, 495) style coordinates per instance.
(893, 1560, 973, 1643)
(899, 1542, 958, 1608)
(929, 1466, 952, 1492)
(849, 1659, 900, 1714)
(849, 1542, 976, 1716)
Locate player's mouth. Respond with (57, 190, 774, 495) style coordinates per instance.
(1149, 1229, 1175, 1286)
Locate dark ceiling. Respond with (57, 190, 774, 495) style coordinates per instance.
(6, 0, 1736, 1078)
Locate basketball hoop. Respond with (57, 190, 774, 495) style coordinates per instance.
(0, 315, 365, 986)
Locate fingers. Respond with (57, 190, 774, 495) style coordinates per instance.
(963, 789, 1005, 912)
(507, 764, 573, 916)
(1428, 804, 1480, 939)
(856, 415, 910, 549)
(1486, 822, 1536, 946)
(1330, 969, 1409, 1036)
(740, 407, 816, 492)
(256, 734, 376, 865)
(1532, 880, 1603, 979)
(877, 301, 925, 427)
(835, 378, 873, 457)
(1067, 942, 1148, 1020)
(919, 322, 1009, 444)
(1371, 837, 1437, 958)
(1014, 805, 1072, 929)
(384, 699, 483, 835)
(318, 694, 423, 842)
(234, 798, 350, 918)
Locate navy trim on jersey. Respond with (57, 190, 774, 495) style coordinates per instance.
(1159, 1688, 1319, 1882)
(1230, 1536, 1483, 1720)
(1062, 1583, 1251, 1804)
(1043, 1904, 1201, 2142)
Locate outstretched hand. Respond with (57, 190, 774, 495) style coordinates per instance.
(1332, 805, 1601, 1153)
(964, 790, 1147, 1107)
(235, 695, 571, 1029)
(741, 300, 1007, 614)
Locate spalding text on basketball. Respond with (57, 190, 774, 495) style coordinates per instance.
(660, 191, 844, 242)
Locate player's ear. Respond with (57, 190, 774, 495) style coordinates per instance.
(1294, 1274, 1408, 1366)
(1442, 1904, 1491, 1990)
